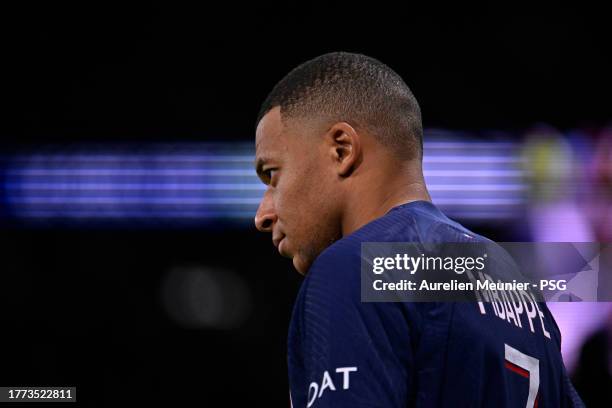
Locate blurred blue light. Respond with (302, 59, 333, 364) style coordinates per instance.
(1, 139, 526, 226)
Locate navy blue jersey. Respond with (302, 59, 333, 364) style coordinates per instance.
(288, 201, 584, 407)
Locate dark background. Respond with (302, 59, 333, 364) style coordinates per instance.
(0, 4, 610, 406)
(2, 4, 611, 145)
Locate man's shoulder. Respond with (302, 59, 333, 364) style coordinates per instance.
(305, 201, 490, 294)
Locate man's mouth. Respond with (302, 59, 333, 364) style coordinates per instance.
(272, 235, 285, 249)
(273, 235, 289, 257)
(278, 238, 285, 254)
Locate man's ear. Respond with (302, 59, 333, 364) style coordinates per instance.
(326, 122, 362, 177)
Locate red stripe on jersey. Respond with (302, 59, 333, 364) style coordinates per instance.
(504, 360, 529, 378)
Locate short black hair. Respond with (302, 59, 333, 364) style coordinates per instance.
(257, 52, 423, 159)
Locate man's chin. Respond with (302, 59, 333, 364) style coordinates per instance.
(292, 256, 312, 276)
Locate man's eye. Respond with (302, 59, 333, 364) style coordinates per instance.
(262, 168, 277, 183)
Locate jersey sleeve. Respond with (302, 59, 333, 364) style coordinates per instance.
(288, 247, 417, 408)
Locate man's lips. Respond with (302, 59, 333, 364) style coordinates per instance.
(272, 235, 285, 249)
(273, 234, 290, 257)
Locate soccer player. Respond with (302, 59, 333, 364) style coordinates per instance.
(254, 52, 584, 407)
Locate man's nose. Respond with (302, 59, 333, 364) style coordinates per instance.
(254, 192, 277, 232)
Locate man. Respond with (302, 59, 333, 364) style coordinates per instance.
(254, 52, 583, 407)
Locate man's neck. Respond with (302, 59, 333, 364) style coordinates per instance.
(340, 176, 431, 236)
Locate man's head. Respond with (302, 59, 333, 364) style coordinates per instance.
(254, 52, 424, 274)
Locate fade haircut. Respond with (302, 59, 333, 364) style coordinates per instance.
(257, 52, 423, 160)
